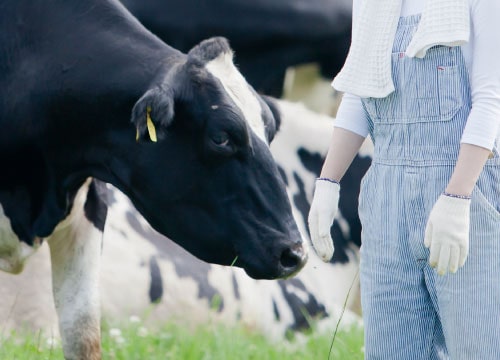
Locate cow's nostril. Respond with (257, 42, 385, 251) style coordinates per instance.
(280, 247, 302, 269)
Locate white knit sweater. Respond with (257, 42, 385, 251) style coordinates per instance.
(333, 0, 500, 151)
(332, 0, 469, 98)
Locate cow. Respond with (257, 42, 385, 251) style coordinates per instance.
(101, 100, 371, 336)
(0, 100, 371, 344)
(0, 1, 307, 359)
(119, 0, 353, 97)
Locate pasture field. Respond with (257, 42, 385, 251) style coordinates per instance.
(0, 318, 364, 359)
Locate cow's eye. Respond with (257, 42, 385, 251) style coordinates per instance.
(212, 132, 230, 147)
(208, 131, 236, 157)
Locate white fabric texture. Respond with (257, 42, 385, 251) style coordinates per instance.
(332, 0, 469, 98)
(332, 0, 402, 98)
(333, 0, 500, 152)
(400, 0, 422, 16)
(308, 180, 340, 262)
(424, 195, 471, 275)
(405, 0, 469, 58)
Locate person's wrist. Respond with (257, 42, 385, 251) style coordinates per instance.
(444, 184, 473, 198)
(442, 192, 471, 200)
(316, 177, 340, 185)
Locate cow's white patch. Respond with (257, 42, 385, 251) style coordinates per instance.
(205, 52, 267, 143)
(0, 204, 37, 274)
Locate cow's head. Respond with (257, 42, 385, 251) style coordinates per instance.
(125, 37, 306, 280)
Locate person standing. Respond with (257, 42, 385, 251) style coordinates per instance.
(308, 0, 500, 358)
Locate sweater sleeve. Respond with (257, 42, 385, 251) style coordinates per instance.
(330, 0, 369, 138)
(333, 93, 369, 138)
(460, 0, 500, 150)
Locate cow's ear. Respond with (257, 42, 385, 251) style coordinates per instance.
(186, 37, 233, 67)
(131, 86, 174, 142)
(261, 95, 282, 143)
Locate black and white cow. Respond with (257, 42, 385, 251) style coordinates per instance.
(120, 0, 353, 97)
(0, 1, 307, 359)
(0, 100, 372, 342)
(100, 101, 371, 336)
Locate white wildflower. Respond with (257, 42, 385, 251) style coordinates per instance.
(109, 328, 122, 338)
(129, 315, 141, 323)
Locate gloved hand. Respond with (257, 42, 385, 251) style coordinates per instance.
(308, 178, 340, 262)
(424, 194, 471, 275)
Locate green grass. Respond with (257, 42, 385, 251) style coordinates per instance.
(0, 319, 364, 360)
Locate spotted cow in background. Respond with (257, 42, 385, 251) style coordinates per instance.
(120, 0, 353, 97)
(0, 100, 372, 340)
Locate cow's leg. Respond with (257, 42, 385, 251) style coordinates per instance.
(47, 180, 107, 360)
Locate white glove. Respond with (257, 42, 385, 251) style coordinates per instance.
(424, 194, 471, 275)
(308, 179, 340, 262)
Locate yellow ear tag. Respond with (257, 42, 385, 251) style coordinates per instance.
(135, 128, 139, 142)
(146, 106, 157, 142)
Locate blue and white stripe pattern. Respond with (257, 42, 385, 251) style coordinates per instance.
(358, 15, 500, 360)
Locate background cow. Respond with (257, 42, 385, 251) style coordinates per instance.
(0, 1, 307, 359)
(0, 100, 372, 342)
(120, 0, 353, 97)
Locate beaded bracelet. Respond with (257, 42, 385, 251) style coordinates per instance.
(317, 177, 340, 185)
(442, 192, 471, 200)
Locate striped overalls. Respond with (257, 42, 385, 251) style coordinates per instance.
(358, 15, 500, 359)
